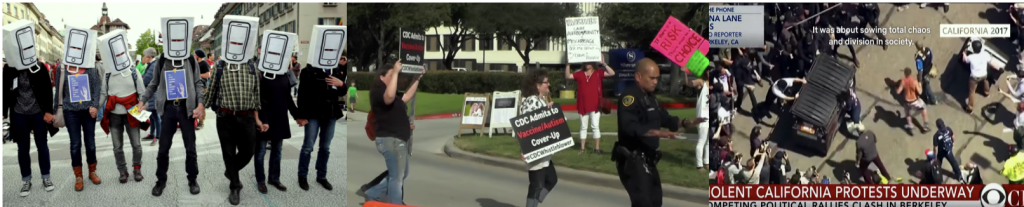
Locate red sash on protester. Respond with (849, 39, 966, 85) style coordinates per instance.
(100, 93, 147, 134)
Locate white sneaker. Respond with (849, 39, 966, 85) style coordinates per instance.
(42, 178, 54, 191)
(19, 181, 31, 197)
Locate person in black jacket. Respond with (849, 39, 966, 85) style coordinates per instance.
(294, 62, 346, 191)
(254, 69, 301, 194)
(3, 62, 59, 196)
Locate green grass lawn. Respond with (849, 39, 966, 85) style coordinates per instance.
(353, 90, 694, 117)
(454, 134, 706, 188)
(351, 91, 467, 116)
(565, 109, 699, 134)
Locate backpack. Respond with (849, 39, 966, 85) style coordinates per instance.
(716, 169, 727, 185)
(209, 59, 257, 111)
(365, 111, 377, 141)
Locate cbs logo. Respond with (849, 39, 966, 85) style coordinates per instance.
(982, 183, 1006, 207)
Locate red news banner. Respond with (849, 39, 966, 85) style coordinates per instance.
(710, 184, 1024, 207)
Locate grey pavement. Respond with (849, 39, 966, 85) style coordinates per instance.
(729, 3, 1016, 184)
(3, 108, 346, 206)
(345, 111, 705, 207)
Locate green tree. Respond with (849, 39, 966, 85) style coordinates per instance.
(432, 3, 474, 70)
(135, 29, 162, 57)
(467, 3, 578, 70)
(596, 3, 709, 50)
(349, 3, 447, 70)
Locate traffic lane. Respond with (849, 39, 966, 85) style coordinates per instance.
(346, 139, 704, 207)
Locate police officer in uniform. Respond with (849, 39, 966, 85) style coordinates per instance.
(858, 3, 888, 51)
(613, 58, 706, 207)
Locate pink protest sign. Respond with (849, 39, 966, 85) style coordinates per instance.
(651, 16, 710, 67)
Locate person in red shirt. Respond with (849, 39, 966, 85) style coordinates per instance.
(565, 57, 616, 154)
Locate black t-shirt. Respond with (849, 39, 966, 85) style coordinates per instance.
(370, 79, 411, 141)
(198, 60, 211, 75)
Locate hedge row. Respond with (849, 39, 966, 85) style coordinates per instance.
(349, 71, 576, 95)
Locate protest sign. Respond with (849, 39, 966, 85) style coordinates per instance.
(511, 104, 574, 163)
(164, 69, 189, 100)
(565, 17, 602, 63)
(685, 49, 709, 75)
(608, 49, 643, 94)
(651, 16, 709, 68)
(400, 30, 426, 74)
(68, 74, 91, 103)
(488, 90, 520, 138)
(457, 93, 491, 137)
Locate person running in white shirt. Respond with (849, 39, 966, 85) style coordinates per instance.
(962, 40, 1003, 113)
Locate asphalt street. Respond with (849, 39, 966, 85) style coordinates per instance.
(345, 111, 705, 207)
(2, 108, 347, 206)
(728, 3, 1019, 185)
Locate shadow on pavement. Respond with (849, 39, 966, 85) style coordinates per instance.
(825, 159, 861, 184)
(476, 198, 517, 207)
(965, 130, 1012, 163)
(979, 6, 1019, 58)
(870, 105, 910, 135)
(980, 102, 1016, 128)
(939, 53, 971, 110)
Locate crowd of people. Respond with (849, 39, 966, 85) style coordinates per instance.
(3, 18, 347, 205)
(701, 3, 1011, 186)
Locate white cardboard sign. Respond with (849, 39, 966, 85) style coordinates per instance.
(2, 20, 39, 70)
(257, 30, 297, 74)
(220, 15, 260, 64)
(62, 26, 98, 68)
(565, 16, 602, 63)
(488, 90, 521, 138)
(98, 29, 135, 73)
(305, 25, 347, 69)
(160, 17, 194, 60)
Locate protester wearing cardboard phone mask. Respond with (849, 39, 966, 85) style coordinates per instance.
(137, 17, 206, 198)
(3, 19, 59, 197)
(97, 29, 148, 185)
(201, 15, 262, 205)
(295, 25, 347, 192)
(252, 30, 300, 194)
(55, 26, 105, 192)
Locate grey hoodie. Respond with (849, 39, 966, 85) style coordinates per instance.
(138, 55, 205, 117)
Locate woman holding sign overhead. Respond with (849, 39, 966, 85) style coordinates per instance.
(519, 70, 559, 207)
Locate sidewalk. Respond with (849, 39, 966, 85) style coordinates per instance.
(2, 112, 347, 206)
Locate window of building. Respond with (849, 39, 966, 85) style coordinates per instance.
(318, 17, 342, 25)
(13, 6, 17, 18)
(478, 33, 493, 51)
(461, 37, 475, 52)
(5, 3, 9, 14)
(535, 37, 549, 51)
(426, 35, 440, 52)
(497, 37, 513, 50)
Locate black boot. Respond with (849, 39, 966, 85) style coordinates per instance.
(189, 180, 201, 195)
(298, 177, 309, 191)
(152, 182, 166, 196)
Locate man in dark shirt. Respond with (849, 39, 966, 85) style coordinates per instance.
(194, 50, 211, 130)
(731, 52, 759, 116)
(615, 58, 706, 207)
(364, 60, 423, 205)
(856, 131, 892, 184)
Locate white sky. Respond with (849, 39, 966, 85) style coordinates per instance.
(35, 2, 223, 48)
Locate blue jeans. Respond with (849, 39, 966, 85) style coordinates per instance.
(366, 137, 411, 205)
(255, 139, 283, 183)
(298, 118, 336, 179)
(11, 112, 51, 181)
(65, 110, 98, 167)
(848, 104, 862, 124)
(937, 149, 964, 180)
(149, 113, 161, 137)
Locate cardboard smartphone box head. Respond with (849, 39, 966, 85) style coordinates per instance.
(2, 19, 39, 70)
(98, 29, 135, 73)
(161, 17, 194, 61)
(62, 26, 98, 68)
(221, 15, 260, 64)
(305, 25, 347, 69)
(257, 30, 297, 75)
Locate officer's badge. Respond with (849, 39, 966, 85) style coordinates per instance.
(623, 95, 635, 107)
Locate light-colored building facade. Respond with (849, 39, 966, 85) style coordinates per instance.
(3, 2, 64, 62)
(201, 2, 346, 66)
(421, 3, 605, 72)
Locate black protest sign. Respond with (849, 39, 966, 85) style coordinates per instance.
(510, 104, 574, 163)
(399, 30, 425, 74)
